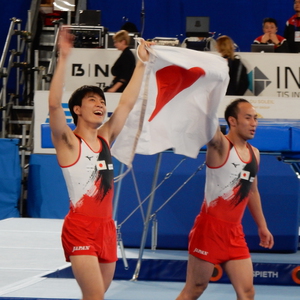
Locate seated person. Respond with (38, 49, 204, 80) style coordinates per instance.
(253, 17, 289, 53)
(284, 0, 300, 53)
(105, 30, 136, 93)
(216, 35, 249, 96)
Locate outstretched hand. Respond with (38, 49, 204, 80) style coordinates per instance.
(57, 26, 74, 59)
(137, 39, 155, 63)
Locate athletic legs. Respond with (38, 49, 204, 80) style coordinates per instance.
(222, 258, 255, 300)
(176, 255, 255, 300)
(70, 255, 116, 300)
(176, 254, 215, 300)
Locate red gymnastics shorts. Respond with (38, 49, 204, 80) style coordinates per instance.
(61, 211, 117, 263)
(188, 213, 250, 265)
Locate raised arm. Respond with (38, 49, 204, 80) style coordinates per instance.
(99, 39, 153, 145)
(206, 128, 229, 167)
(48, 27, 75, 147)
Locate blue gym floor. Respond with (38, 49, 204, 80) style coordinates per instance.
(0, 218, 299, 300)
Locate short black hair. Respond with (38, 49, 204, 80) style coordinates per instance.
(262, 17, 278, 27)
(224, 98, 250, 128)
(68, 85, 106, 125)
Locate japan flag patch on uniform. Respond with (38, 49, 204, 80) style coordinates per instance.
(240, 170, 250, 180)
(97, 160, 107, 171)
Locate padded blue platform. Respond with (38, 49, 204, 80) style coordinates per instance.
(40, 119, 300, 154)
(0, 139, 21, 219)
(44, 249, 300, 286)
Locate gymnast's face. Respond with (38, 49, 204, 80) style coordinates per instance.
(232, 102, 258, 140)
(74, 92, 106, 127)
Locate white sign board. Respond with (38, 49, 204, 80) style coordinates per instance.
(34, 49, 300, 154)
(64, 48, 137, 91)
(63, 49, 300, 98)
(239, 52, 300, 98)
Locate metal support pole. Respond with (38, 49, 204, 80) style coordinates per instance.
(131, 152, 162, 281)
(26, 109, 34, 152)
(19, 124, 27, 216)
(26, 10, 32, 105)
(6, 51, 16, 82)
(47, 24, 60, 76)
(75, 0, 87, 24)
(290, 163, 300, 179)
(41, 68, 46, 90)
(34, 50, 39, 91)
(67, 11, 72, 25)
(16, 22, 21, 104)
(113, 162, 125, 220)
(1, 68, 7, 138)
(0, 18, 19, 72)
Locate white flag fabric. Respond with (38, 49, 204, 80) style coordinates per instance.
(111, 45, 229, 168)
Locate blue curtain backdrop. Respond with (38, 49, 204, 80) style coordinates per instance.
(0, 1, 294, 56)
(0, 0, 32, 97)
(0, 0, 32, 56)
(87, 0, 293, 51)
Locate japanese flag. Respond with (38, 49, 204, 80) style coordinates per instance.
(96, 160, 107, 171)
(111, 44, 229, 168)
(240, 170, 250, 181)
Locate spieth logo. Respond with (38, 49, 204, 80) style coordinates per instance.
(253, 271, 279, 278)
(72, 245, 90, 252)
(248, 67, 271, 96)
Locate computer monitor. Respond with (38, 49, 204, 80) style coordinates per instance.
(79, 10, 101, 26)
(251, 44, 274, 53)
(186, 40, 208, 51)
(186, 16, 210, 38)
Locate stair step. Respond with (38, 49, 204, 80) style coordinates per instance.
(12, 105, 33, 110)
(9, 120, 32, 125)
(7, 134, 30, 139)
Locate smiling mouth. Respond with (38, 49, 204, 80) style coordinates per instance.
(94, 111, 103, 116)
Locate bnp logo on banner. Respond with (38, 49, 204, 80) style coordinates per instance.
(248, 67, 271, 96)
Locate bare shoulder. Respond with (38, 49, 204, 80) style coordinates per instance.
(97, 123, 110, 144)
(206, 130, 229, 167)
(207, 129, 226, 150)
(52, 128, 81, 165)
(250, 144, 260, 164)
(51, 125, 76, 148)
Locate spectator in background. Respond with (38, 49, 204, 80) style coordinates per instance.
(284, 0, 300, 53)
(216, 35, 249, 96)
(254, 18, 289, 53)
(105, 30, 136, 93)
